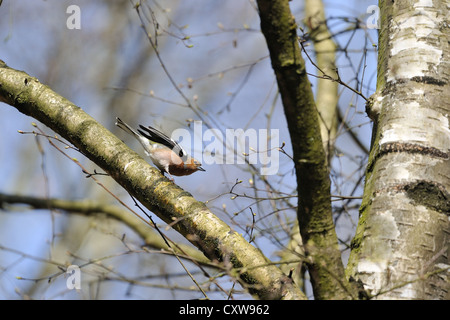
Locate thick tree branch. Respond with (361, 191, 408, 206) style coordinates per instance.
(0, 60, 306, 300)
(256, 0, 357, 299)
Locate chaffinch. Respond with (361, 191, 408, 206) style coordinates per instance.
(115, 117, 205, 179)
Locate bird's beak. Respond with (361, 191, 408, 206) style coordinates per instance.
(198, 166, 206, 172)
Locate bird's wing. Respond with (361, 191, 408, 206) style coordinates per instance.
(138, 125, 186, 159)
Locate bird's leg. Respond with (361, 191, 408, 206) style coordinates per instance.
(161, 168, 174, 181)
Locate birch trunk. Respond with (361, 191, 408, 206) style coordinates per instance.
(347, 0, 450, 299)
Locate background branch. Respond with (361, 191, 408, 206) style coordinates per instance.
(0, 192, 210, 264)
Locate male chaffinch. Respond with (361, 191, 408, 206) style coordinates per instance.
(115, 117, 205, 179)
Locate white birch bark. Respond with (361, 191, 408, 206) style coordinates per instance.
(347, 0, 450, 299)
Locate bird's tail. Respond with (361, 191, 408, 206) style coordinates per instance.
(115, 117, 141, 139)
